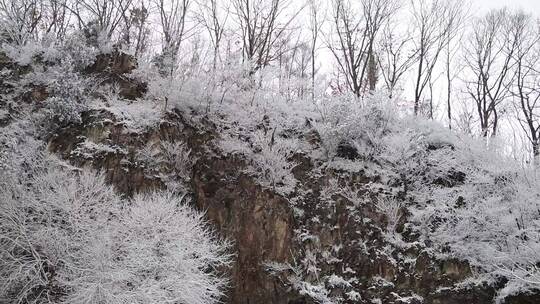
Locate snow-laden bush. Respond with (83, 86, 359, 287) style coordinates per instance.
(110, 191, 231, 304)
(219, 129, 299, 195)
(0, 118, 45, 177)
(136, 140, 195, 191)
(376, 196, 403, 234)
(249, 131, 299, 195)
(313, 92, 395, 159)
(2, 40, 43, 65)
(0, 165, 120, 303)
(316, 95, 540, 300)
(95, 96, 162, 132)
(2, 39, 101, 138)
(269, 92, 540, 300)
(29, 66, 97, 136)
(0, 156, 231, 304)
(2, 30, 99, 68)
(159, 140, 194, 181)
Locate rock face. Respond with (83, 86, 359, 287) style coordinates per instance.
(45, 54, 540, 304)
(48, 107, 540, 304)
(84, 50, 147, 100)
(49, 110, 295, 303)
(192, 155, 293, 303)
(86, 51, 138, 75)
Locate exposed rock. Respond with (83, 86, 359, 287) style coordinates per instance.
(433, 169, 466, 187)
(22, 85, 49, 103)
(336, 140, 359, 160)
(48, 108, 540, 304)
(84, 50, 147, 100)
(0, 51, 11, 70)
(192, 155, 294, 303)
(427, 142, 455, 151)
(49, 109, 164, 196)
(504, 291, 540, 304)
(86, 51, 138, 75)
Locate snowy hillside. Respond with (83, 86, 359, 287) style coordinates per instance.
(1, 0, 540, 303)
(0, 37, 539, 304)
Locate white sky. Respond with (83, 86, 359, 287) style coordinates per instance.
(471, 0, 540, 12)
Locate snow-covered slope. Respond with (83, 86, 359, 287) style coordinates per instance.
(1, 42, 540, 304)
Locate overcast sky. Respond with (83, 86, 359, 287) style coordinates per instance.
(472, 0, 540, 12)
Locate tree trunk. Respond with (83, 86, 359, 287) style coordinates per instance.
(446, 44, 452, 129)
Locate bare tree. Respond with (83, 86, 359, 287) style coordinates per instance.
(443, 0, 467, 128)
(119, 1, 150, 56)
(308, 0, 324, 101)
(410, 0, 461, 115)
(0, 0, 43, 44)
(277, 35, 311, 101)
(70, 0, 134, 41)
(377, 21, 417, 98)
(510, 13, 540, 159)
(464, 9, 520, 137)
(194, 0, 229, 70)
(327, 0, 398, 97)
(131, 2, 150, 57)
(232, 0, 303, 73)
(154, 0, 191, 75)
(41, 0, 71, 40)
(366, 44, 378, 91)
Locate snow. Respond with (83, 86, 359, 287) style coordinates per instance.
(3, 41, 43, 66)
(391, 292, 424, 303)
(2, 25, 540, 303)
(0, 143, 231, 304)
(327, 274, 352, 288)
(70, 139, 127, 160)
(92, 98, 163, 132)
(346, 290, 362, 301)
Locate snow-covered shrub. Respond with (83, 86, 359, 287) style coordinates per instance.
(0, 166, 119, 303)
(266, 262, 333, 304)
(1, 29, 98, 69)
(159, 140, 194, 181)
(359, 102, 540, 299)
(135, 140, 194, 191)
(1, 40, 101, 138)
(40, 96, 85, 128)
(70, 138, 127, 160)
(218, 134, 253, 156)
(262, 91, 540, 300)
(267, 257, 363, 304)
(109, 191, 232, 304)
(0, 157, 231, 304)
(314, 93, 395, 159)
(2, 40, 43, 65)
(24, 65, 97, 136)
(321, 178, 364, 208)
(0, 118, 45, 177)
(246, 131, 299, 195)
(136, 141, 161, 168)
(136, 140, 194, 190)
(94, 97, 162, 132)
(376, 196, 403, 233)
(58, 31, 100, 69)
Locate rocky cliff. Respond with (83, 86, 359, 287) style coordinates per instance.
(3, 50, 540, 304)
(48, 108, 539, 304)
